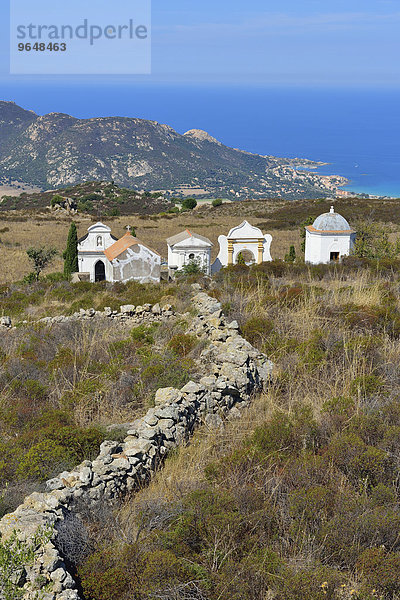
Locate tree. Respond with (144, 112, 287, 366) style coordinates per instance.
(50, 194, 63, 208)
(181, 198, 197, 210)
(26, 247, 57, 281)
(285, 245, 296, 263)
(300, 216, 314, 252)
(108, 207, 120, 217)
(212, 198, 223, 207)
(351, 222, 400, 260)
(236, 252, 246, 265)
(181, 258, 203, 275)
(63, 222, 78, 277)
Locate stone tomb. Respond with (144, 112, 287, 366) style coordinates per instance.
(212, 220, 272, 272)
(77, 222, 161, 284)
(305, 206, 356, 264)
(167, 229, 213, 276)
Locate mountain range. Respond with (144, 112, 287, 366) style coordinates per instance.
(0, 101, 347, 200)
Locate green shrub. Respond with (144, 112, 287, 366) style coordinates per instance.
(108, 208, 120, 217)
(181, 259, 203, 275)
(167, 334, 197, 357)
(249, 407, 318, 459)
(288, 485, 335, 527)
(130, 324, 159, 345)
(22, 272, 37, 285)
(285, 245, 296, 263)
(62, 379, 100, 409)
(16, 440, 72, 481)
(48, 426, 104, 463)
(297, 330, 326, 368)
(369, 483, 396, 507)
(326, 432, 391, 486)
(322, 396, 355, 419)
(11, 379, 47, 402)
(78, 547, 133, 600)
(241, 316, 274, 346)
(357, 548, 400, 596)
(139, 549, 194, 592)
(252, 259, 286, 278)
(50, 194, 64, 207)
(81, 193, 102, 202)
(137, 354, 194, 401)
(181, 198, 197, 210)
(45, 272, 68, 282)
(275, 566, 343, 600)
(350, 374, 384, 399)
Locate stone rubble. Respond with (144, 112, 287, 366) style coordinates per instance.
(0, 303, 175, 330)
(0, 289, 273, 599)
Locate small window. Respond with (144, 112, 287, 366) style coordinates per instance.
(188, 253, 195, 260)
(97, 236, 102, 247)
(330, 251, 339, 262)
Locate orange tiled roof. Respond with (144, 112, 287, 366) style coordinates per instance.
(306, 225, 356, 234)
(104, 233, 160, 261)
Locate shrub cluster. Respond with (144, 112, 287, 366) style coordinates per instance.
(76, 261, 400, 600)
(0, 281, 201, 514)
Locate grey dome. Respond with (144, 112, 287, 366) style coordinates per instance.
(312, 207, 351, 231)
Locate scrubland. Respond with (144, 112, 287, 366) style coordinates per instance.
(70, 259, 400, 600)
(1, 195, 400, 283)
(0, 279, 204, 516)
(3, 196, 400, 598)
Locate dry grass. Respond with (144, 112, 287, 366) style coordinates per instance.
(120, 391, 276, 520)
(0, 210, 301, 283)
(2, 195, 400, 283)
(63, 262, 400, 599)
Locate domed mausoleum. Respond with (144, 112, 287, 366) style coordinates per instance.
(305, 207, 356, 264)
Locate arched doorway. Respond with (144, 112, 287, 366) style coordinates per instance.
(236, 249, 256, 265)
(94, 261, 106, 282)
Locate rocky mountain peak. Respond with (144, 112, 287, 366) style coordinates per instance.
(184, 129, 222, 145)
(0, 102, 345, 199)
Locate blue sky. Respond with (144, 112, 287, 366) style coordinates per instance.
(0, 0, 399, 197)
(1, 0, 399, 87)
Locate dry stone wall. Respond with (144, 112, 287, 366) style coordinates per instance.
(0, 302, 174, 330)
(0, 289, 273, 600)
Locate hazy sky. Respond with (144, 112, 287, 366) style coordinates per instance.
(1, 0, 399, 87)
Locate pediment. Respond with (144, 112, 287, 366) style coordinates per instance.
(87, 222, 112, 234)
(227, 220, 265, 239)
(173, 237, 212, 248)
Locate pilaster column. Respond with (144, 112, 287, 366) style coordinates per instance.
(258, 239, 264, 264)
(228, 239, 234, 265)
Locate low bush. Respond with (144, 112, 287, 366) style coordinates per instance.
(357, 548, 400, 596)
(167, 333, 197, 357)
(241, 316, 274, 346)
(16, 439, 71, 481)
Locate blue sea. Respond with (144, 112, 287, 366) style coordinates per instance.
(4, 82, 400, 197)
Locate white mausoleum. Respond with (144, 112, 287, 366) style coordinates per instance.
(212, 220, 272, 273)
(167, 229, 213, 275)
(77, 222, 161, 283)
(305, 207, 356, 264)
